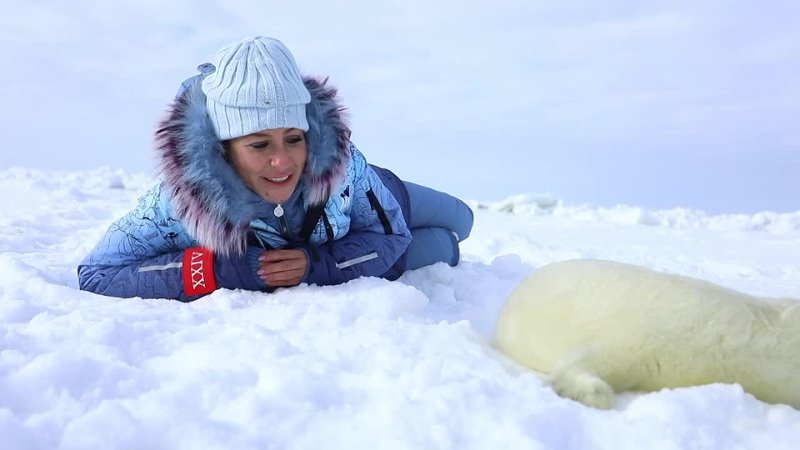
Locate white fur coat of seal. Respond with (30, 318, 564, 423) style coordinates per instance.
(494, 259, 800, 409)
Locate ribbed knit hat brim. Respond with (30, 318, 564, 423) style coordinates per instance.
(205, 103, 308, 140)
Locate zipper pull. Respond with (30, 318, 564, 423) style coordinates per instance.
(274, 204, 284, 217)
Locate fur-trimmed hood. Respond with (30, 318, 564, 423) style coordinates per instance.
(155, 76, 351, 256)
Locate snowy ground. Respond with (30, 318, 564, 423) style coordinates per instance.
(1, 167, 799, 450)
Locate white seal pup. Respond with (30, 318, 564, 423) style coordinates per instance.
(494, 259, 800, 409)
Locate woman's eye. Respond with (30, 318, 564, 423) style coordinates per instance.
(286, 135, 304, 145)
(250, 141, 269, 149)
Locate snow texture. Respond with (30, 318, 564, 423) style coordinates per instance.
(1, 168, 798, 449)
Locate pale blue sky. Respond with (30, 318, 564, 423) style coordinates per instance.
(1, 0, 798, 213)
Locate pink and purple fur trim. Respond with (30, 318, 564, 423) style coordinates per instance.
(155, 76, 351, 256)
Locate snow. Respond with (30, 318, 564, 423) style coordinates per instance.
(2, 1, 799, 446)
(1, 168, 798, 449)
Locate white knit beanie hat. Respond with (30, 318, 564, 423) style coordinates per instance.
(201, 36, 311, 140)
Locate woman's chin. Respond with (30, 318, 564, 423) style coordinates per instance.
(259, 187, 295, 204)
(248, 173, 302, 204)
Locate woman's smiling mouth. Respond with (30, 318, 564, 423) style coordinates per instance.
(263, 175, 291, 183)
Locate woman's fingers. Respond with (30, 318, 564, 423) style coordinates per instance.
(257, 249, 308, 286)
(262, 267, 305, 286)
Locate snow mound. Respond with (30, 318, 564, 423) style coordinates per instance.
(474, 194, 800, 234)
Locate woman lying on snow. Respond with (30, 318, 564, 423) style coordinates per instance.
(78, 36, 473, 301)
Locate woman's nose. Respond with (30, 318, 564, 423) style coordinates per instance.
(269, 146, 290, 168)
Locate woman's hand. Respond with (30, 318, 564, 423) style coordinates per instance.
(257, 249, 308, 287)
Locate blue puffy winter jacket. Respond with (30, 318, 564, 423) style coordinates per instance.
(78, 74, 412, 301)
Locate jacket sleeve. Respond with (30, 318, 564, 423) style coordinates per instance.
(299, 162, 412, 286)
(78, 247, 267, 301)
(77, 183, 267, 301)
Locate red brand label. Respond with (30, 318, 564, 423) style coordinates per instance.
(182, 247, 217, 296)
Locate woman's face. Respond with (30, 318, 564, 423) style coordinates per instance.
(228, 128, 308, 204)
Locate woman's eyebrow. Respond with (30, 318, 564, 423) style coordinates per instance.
(251, 129, 299, 137)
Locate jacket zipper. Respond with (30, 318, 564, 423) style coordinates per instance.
(274, 203, 291, 240)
